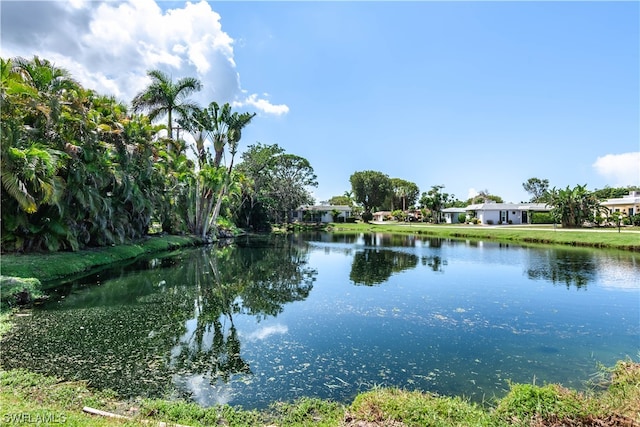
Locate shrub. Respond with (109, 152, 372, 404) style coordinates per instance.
(631, 214, 640, 226)
(0, 277, 43, 306)
(487, 219, 494, 225)
(458, 213, 467, 223)
(472, 218, 479, 224)
(345, 217, 357, 223)
(531, 212, 554, 224)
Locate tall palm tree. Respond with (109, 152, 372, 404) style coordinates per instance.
(131, 69, 202, 140)
(177, 102, 255, 237)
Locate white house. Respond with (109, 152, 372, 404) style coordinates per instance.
(292, 205, 352, 223)
(465, 203, 551, 225)
(441, 207, 467, 223)
(600, 191, 640, 217)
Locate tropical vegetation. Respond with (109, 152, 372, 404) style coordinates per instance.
(0, 56, 316, 252)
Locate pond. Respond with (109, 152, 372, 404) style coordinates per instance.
(1, 233, 638, 409)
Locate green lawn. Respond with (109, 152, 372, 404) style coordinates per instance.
(328, 222, 640, 251)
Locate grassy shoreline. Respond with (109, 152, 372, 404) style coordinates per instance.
(0, 234, 204, 284)
(1, 361, 638, 426)
(326, 222, 640, 252)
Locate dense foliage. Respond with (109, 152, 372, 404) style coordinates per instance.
(1, 57, 316, 252)
(1, 57, 163, 252)
(234, 143, 317, 229)
(548, 184, 606, 228)
(349, 170, 392, 221)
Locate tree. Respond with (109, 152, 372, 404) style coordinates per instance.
(328, 195, 353, 206)
(177, 102, 255, 238)
(548, 184, 605, 228)
(235, 144, 317, 226)
(466, 189, 503, 205)
(267, 154, 317, 223)
(419, 185, 453, 224)
(131, 69, 202, 140)
(592, 186, 640, 200)
(388, 178, 419, 211)
(523, 177, 550, 202)
(2, 56, 163, 251)
(350, 170, 392, 222)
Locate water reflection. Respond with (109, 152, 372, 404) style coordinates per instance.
(0, 236, 316, 399)
(1, 233, 637, 410)
(526, 248, 597, 289)
(349, 249, 419, 285)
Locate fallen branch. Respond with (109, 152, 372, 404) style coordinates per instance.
(82, 406, 192, 427)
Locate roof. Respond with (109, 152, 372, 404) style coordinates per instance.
(441, 207, 467, 213)
(298, 205, 352, 211)
(601, 197, 640, 206)
(465, 203, 551, 211)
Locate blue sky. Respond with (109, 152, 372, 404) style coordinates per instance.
(1, 1, 638, 204)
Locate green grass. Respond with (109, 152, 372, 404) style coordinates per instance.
(1, 361, 638, 426)
(0, 235, 203, 284)
(328, 222, 640, 251)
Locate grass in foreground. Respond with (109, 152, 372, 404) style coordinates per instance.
(1, 360, 638, 426)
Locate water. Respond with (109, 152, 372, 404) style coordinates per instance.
(1, 233, 638, 409)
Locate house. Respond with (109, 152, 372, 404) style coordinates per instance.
(441, 207, 466, 224)
(372, 211, 392, 222)
(600, 191, 640, 217)
(292, 205, 352, 223)
(465, 202, 551, 225)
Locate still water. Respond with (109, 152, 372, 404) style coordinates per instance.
(2, 233, 638, 409)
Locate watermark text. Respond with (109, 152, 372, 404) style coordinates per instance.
(2, 412, 67, 424)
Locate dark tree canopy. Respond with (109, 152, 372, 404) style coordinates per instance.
(387, 178, 420, 211)
(235, 143, 317, 225)
(349, 170, 392, 219)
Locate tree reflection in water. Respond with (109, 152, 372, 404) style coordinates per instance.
(526, 248, 597, 289)
(349, 249, 419, 285)
(0, 235, 316, 398)
(171, 237, 317, 385)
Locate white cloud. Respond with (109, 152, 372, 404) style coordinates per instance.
(592, 152, 640, 186)
(0, 0, 288, 116)
(467, 188, 479, 200)
(242, 324, 288, 342)
(233, 93, 290, 116)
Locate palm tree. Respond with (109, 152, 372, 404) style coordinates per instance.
(177, 102, 255, 237)
(131, 69, 202, 140)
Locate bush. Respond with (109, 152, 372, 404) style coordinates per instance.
(345, 217, 357, 223)
(457, 213, 467, 223)
(472, 218, 479, 224)
(630, 214, 640, 226)
(361, 211, 373, 222)
(487, 219, 494, 225)
(531, 212, 554, 224)
(0, 276, 43, 306)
